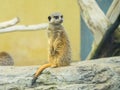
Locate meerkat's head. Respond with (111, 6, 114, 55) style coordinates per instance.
(48, 12, 63, 25)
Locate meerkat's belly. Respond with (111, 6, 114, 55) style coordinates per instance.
(48, 31, 71, 66)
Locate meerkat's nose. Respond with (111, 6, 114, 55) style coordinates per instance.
(54, 16, 59, 19)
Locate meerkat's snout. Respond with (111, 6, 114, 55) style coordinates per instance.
(54, 16, 59, 19)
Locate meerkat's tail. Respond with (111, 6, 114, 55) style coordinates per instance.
(31, 63, 51, 85)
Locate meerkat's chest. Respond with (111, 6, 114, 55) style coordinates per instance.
(47, 31, 56, 38)
(47, 30, 64, 44)
(47, 30, 63, 39)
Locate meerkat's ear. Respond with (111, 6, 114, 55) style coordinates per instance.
(48, 16, 51, 21)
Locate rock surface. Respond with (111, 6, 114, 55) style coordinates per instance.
(0, 57, 120, 90)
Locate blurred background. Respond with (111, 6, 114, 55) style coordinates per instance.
(0, 0, 80, 66)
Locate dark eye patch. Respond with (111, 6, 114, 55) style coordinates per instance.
(61, 15, 63, 18)
(48, 16, 51, 21)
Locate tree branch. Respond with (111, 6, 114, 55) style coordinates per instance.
(0, 17, 19, 29)
(0, 23, 48, 33)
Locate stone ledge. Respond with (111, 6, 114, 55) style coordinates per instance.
(0, 57, 120, 90)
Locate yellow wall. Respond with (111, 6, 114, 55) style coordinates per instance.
(0, 0, 80, 66)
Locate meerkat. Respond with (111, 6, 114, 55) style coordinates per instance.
(31, 12, 71, 85)
(0, 51, 14, 66)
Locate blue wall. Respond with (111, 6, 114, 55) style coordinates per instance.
(81, 0, 113, 60)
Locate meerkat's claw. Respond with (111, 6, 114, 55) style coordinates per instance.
(31, 77, 37, 86)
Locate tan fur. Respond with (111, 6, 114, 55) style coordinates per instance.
(32, 12, 71, 85)
(47, 22, 71, 67)
(0, 52, 14, 66)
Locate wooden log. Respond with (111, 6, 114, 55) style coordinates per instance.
(106, 0, 120, 43)
(91, 0, 120, 58)
(106, 0, 120, 23)
(78, 0, 110, 59)
(78, 0, 120, 59)
(92, 14, 120, 59)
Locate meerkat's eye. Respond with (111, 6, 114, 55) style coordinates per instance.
(48, 16, 51, 21)
(61, 15, 63, 18)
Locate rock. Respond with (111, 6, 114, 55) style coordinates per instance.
(0, 57, 120, 90)
(0, 52, 14, 66)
